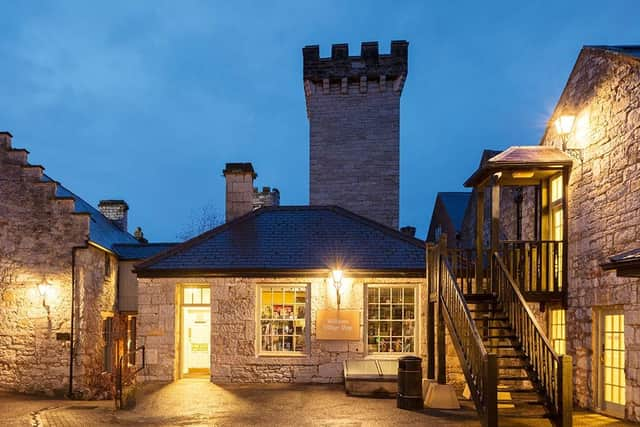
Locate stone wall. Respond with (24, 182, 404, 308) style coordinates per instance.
(137, 276, 425, 383)
(0, 133, 120, 398)
(304, 42, 408, 229)
(537, 48, 640, 419)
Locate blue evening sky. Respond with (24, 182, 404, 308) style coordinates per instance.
(2, 1, 639, 241)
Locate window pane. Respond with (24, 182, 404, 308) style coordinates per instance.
(260, 286, 307, 353)
(366, 286, 416, 354)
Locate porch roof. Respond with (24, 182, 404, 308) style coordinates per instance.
(602, 247, 640, 277)
(464, 146, 573, 188)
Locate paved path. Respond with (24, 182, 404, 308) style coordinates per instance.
(0, 381, 634, 426)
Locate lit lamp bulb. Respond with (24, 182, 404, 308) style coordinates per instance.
(554, 114, 575, 141)
(38, 282, 51, 307)
(331, 269, 344, 309)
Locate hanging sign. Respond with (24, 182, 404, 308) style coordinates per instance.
(316, 309, 360, 340)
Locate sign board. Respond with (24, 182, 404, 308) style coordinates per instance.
(316, 309, 360, 340)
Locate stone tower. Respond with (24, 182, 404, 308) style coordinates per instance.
(303, 41, 408, 229)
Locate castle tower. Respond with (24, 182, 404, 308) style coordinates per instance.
(303, 41, 408, 229)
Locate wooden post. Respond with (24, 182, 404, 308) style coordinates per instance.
(426, 243, 435, 379)
(475, 188, 485, 292)
(562, 167, 570, 306)
(484, 354, 498, 427)
(436, 236, 446, 384)
(490, 180, 501, 296)
(558, 355, 573, 427)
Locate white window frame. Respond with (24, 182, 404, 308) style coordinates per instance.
(364, 283, 419, 358)
(256, 283, 310, 357)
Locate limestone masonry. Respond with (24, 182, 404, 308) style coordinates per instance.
(304, 41, 408, 229)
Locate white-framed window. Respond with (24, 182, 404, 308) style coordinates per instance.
(549, 309, 566, 355)
(183, 286, 211, 305)
(366, 284, 417, 354)
(258, 285, 309, 355)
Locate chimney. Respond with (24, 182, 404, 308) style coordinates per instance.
(400, 226, 416, 237)
(223, 163, 256, 222)
(98, 200, 129, 232)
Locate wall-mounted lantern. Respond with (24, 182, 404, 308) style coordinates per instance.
(555, 114, 583, 163)
(329, 269, 344, 309)
(38, 282, 51, 308)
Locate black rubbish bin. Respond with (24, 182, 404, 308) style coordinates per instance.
(397, 356, 423, 410)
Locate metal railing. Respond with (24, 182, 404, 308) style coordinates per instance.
(492, 253, 572, 426)
(115, 345, 145, 409)
(434, 250, 497, 426)
(500, 240, 565, 296)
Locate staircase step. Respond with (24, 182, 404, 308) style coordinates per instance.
(472, 316, 509, 321)
(499, 375, 530, 381)
(469, 307, 502, 313)
(481, 334, 518, 340)
(496, 355, 526, 360)
(464, 293, 495, 302)
(485, 344, 518, 349)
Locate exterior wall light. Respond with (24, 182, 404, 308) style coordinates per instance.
(554, 114, 583, 163)
(38, 282, 51, 307)
(330, 269, 343, 309)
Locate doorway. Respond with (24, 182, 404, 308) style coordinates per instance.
(597, 310, 625, 418)
(181, 286, 211, 377)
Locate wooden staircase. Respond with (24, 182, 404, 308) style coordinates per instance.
(427, 241, 573, 427)
(468, 295, 549, 420)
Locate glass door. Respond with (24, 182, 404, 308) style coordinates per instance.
(181, 286, 211, 377)
(599, 311, 625, 418)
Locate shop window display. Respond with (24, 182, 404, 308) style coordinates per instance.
(260, 286, 308, 354)
(367, 286, 416, 354)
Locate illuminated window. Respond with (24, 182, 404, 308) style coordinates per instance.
(102, 317, 113, 372)
(183, 287, 210, 305)
(366, 285, 417, 354)
(550, 175, 563, 203)
(603, 313, 625, 406)
(259, 286, 308, 354)
(549, 309, 566, 354)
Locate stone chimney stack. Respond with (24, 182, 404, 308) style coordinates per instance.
(303, 40, 408, 229)
(223, 163, 257, 222)
(98, 200, 129, 232)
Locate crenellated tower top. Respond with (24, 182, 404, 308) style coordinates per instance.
(303, 41, 408, 83)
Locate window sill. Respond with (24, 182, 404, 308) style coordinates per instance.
(365, 353, 416, 360)
(258, 351, 308, 358)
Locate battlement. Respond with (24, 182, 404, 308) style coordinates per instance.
(303, 41, 408, 82)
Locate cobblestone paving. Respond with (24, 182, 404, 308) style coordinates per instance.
(0, 382, 634, 426)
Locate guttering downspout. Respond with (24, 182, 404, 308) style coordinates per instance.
(69, 244, 87, 398)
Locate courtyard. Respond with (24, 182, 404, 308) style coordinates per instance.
(0, 381, 631, 427)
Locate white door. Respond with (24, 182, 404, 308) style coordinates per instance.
(182, 308, 211, 374)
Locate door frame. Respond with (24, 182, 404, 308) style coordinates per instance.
(594, 307, 626, 419)
(179, 285, 211, 378)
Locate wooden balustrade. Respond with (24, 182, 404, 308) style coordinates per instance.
(431, 245, 497, 426)
(491, 253, 572, 426)
(500, 240, 566, 300)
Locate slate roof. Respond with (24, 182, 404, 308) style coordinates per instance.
(602, 247, 640, 277)
(136, 206, 425, 276)
(437, 192, 471, 231)
(112, 243, 178, 260)
(42, 174, 140, 250)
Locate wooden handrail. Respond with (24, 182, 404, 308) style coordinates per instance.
(492, 253, 572, 426)
(437, 255, 497, 426)
(500, 240, 566, 295)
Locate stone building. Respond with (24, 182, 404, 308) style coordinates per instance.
(430, 45, 640, 421)
(304, 41, 408, 229)
(0, 131, 170, 398)
(135, 195, 425, 383)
